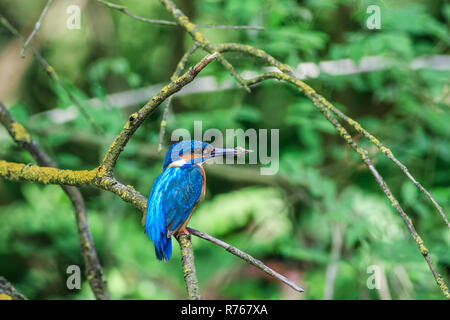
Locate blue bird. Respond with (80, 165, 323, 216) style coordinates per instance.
(145, 140, 251, 261)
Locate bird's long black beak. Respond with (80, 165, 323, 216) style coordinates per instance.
(210, 147, 252, 158)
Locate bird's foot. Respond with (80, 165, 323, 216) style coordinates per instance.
(179, 228, 190, 236)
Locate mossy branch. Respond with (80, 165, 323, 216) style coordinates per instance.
(160, 0, 250, 92)
(99, 51, 219, 174)
(176, 234, 201, 300)
(0, 277, 27, 300)
(0, 158, 306, 298)
(0, 160, 146, 211)
(0, 102, 109, 300)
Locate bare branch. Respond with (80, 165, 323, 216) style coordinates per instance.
(21, 0, 53, 58)
(188, 228, 305, 293)
(95, 0, 264, 30)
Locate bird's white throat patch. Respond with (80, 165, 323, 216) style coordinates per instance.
(168, 159, 187, 167)
(168, 159, 204, 168)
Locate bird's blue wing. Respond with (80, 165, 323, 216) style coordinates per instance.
(145, 165, 203, 261)
(162, 166, 203, 234)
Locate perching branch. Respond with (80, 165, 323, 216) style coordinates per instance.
(176, 234, 201, 300)
(0, 102, 109, 300)
(0, 159, 305, 297)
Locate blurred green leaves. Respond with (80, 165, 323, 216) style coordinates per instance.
(0, 0, 449, 300)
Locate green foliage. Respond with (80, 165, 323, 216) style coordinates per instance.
(0, 0, 448, 300)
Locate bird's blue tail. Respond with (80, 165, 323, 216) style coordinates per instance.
(153, 233, 172, 261)
(145, 191, 172, 261)
(145, 216, 172, 261)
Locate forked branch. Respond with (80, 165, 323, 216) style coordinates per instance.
(0, 102, 109, 299)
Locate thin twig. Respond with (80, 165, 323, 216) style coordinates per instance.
(188, 227, 305, 293)
(158, 42, 200, 152)
(0, 15, 104, 135)
(316, 95, 450, 229)
(0, 102, 109, 300)
(95, 0, 264, 30)
(21, 0, 53, 58)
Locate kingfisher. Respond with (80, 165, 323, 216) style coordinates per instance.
(145, 140, 251, 261)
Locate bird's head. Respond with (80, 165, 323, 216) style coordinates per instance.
(163, 140, 251, 169)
